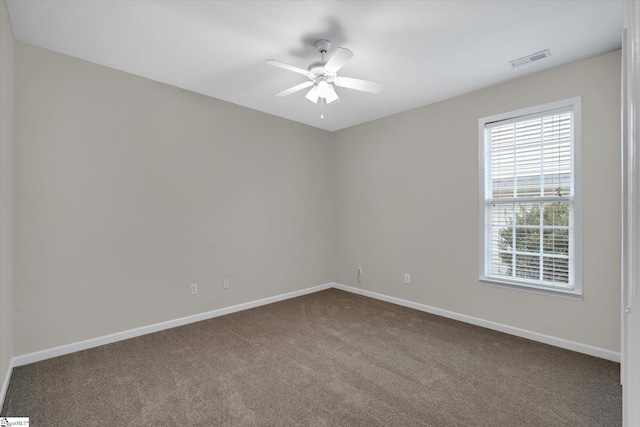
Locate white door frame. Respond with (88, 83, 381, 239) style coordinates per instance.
(622, 1, 640, 426)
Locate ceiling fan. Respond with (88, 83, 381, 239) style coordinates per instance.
(266, 40, 382, 119)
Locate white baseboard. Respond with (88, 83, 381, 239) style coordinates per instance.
(333, 282, 620, 362)
(0, 358, 14, 413)
(3, 279, 619, 401)
(11, 283, 333, 368)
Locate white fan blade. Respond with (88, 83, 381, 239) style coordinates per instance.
(266, 59, 310, 77)
(324, 47, 353, 73)
(276, 81, 314, 97)
(334, 76, 382, 94)
(305, 85, 319, 104)
(324, 84, 339, 104)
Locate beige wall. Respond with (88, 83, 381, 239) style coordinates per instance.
(10, 40, 621, 357)
(13, 43, 334, 355)
(0, 0, 15, 390)
(333, 50, 622, 352)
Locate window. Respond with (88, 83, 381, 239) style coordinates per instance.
(479, 98, 582, 297)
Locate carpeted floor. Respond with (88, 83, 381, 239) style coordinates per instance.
(1, 289, 621, 426)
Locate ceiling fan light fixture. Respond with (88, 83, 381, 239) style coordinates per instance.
(323, 84, 339, 104)
(305, 85, 320, 104)
(316, 80, 332, 97)
(314, 80, 339, 104)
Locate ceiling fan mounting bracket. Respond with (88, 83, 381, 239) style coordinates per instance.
(315, 39, 331, 53)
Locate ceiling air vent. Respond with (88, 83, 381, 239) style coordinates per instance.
(509, 50, 551, 68)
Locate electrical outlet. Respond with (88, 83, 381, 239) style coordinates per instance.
(223, 279, 229, 289)
(404, 274, 411, 284)
(191, 283, 198, 295)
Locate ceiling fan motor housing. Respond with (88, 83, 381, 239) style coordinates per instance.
(308, 62, 336, 81)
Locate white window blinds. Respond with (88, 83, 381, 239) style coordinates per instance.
(481, 100, 581, 294)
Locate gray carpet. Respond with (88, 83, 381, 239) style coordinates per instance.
(1, 289, 621, 426)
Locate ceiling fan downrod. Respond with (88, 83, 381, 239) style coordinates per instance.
(315, 39, 331, 62)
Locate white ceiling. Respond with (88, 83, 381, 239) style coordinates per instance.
(6, 1, 624, 132)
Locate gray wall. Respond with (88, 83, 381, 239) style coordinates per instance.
(0, 0, 15, 389)
(13, 43, 334, 355)
(333, 50, 621, 352)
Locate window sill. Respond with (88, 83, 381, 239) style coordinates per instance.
(478, 277, 583, 301)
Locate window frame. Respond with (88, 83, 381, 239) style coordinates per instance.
(478, 97, 583, 299)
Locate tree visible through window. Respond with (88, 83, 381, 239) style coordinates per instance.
(479, 98, 582, 295)
(498, 202, 569, 283)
